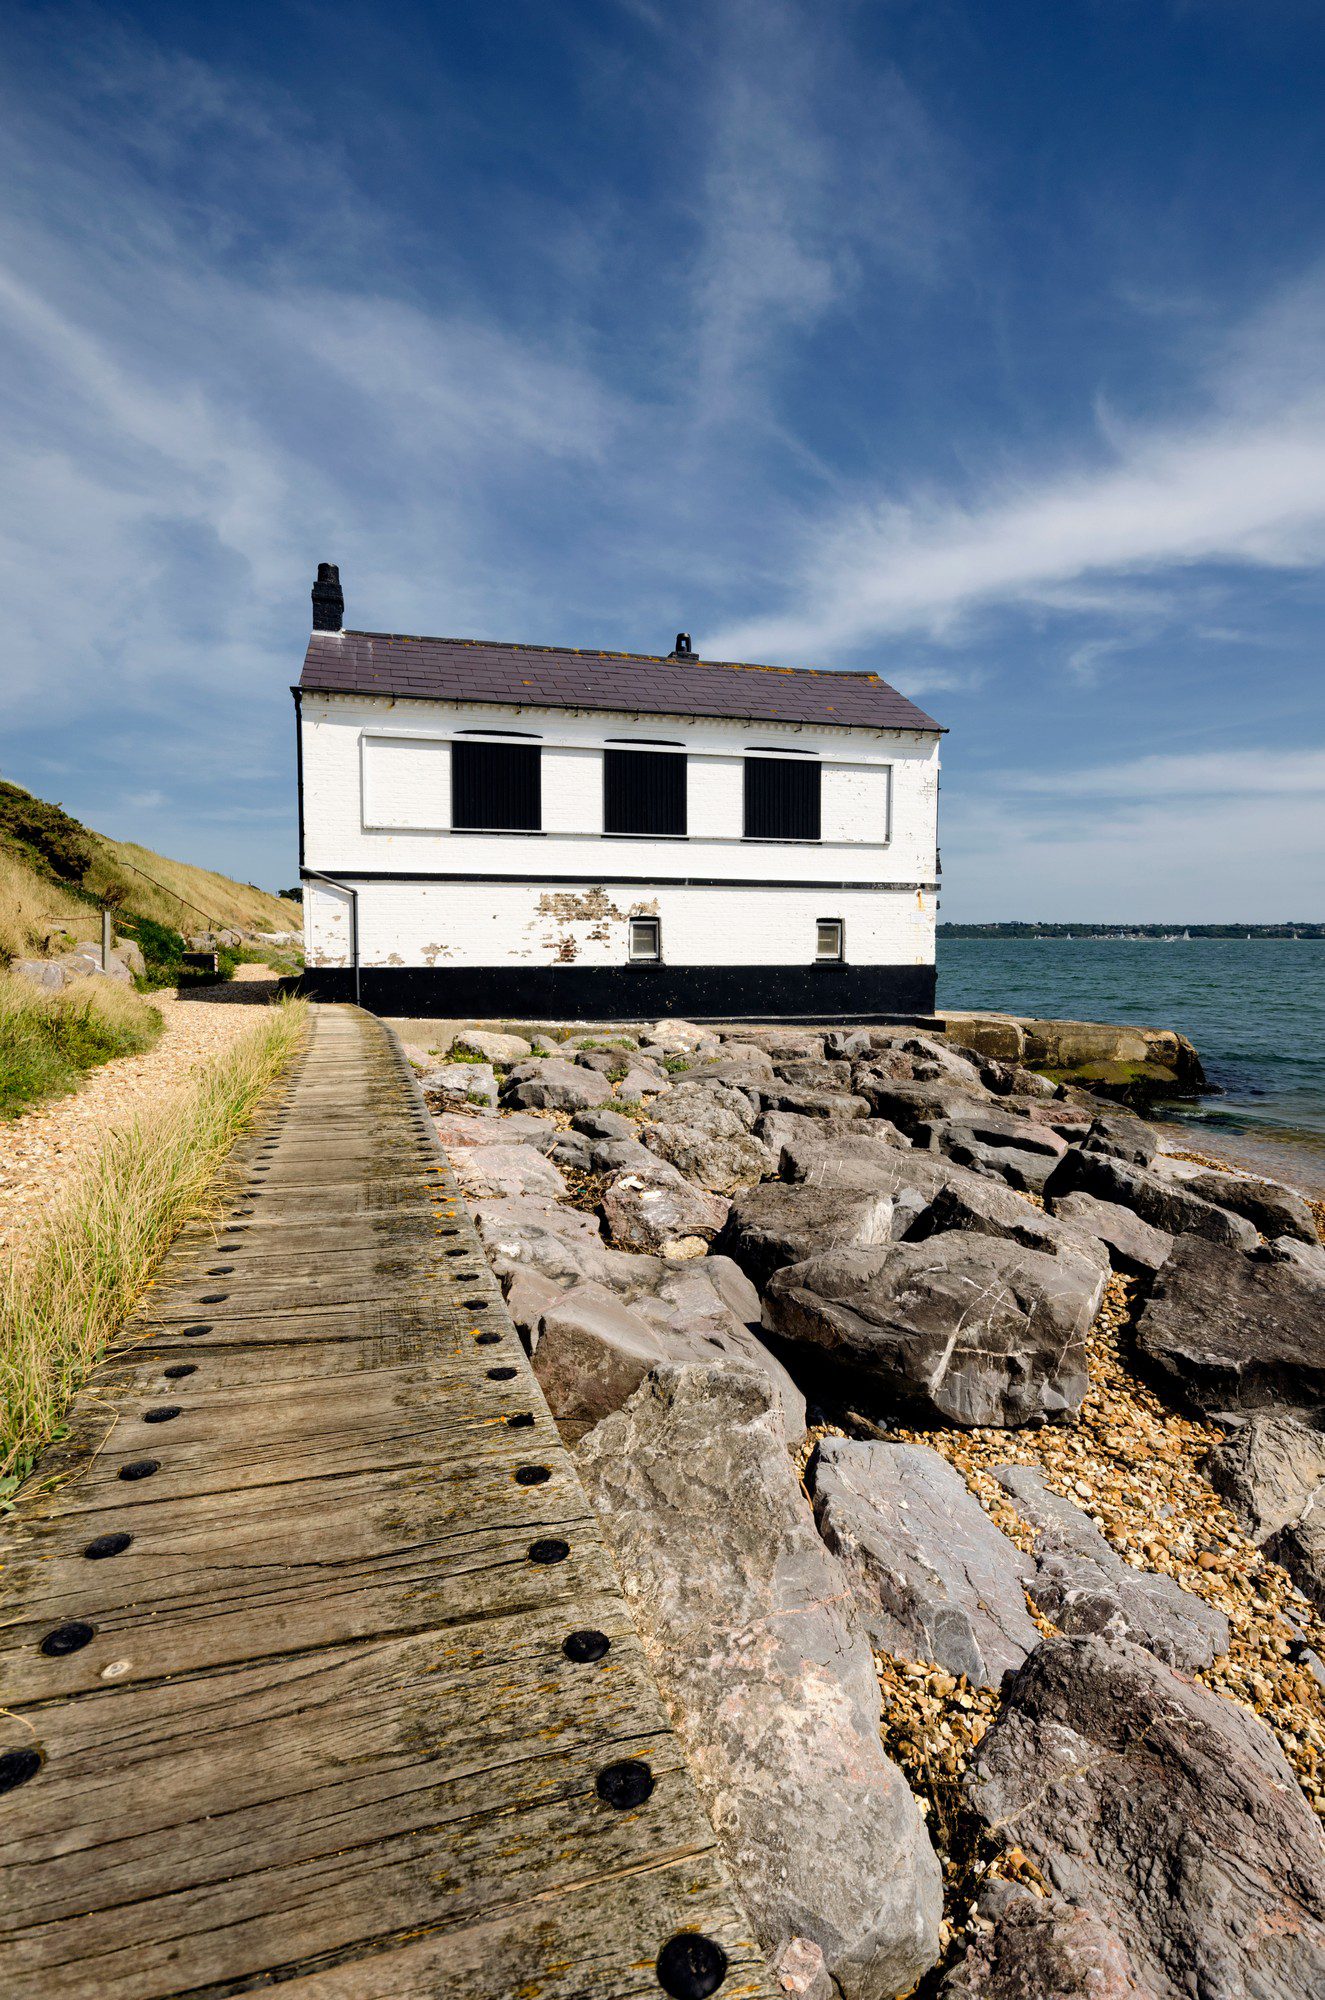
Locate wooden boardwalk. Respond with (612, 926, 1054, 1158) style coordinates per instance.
(0, 1005, 773, 1999)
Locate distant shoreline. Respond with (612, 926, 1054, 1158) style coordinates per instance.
(938, 924, 1325, 940)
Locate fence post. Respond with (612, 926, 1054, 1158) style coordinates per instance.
(101, 907, 113, 972)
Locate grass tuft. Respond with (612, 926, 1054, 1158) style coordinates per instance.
(0, 998, 307, 1487)
(0, 975, 163, 1119)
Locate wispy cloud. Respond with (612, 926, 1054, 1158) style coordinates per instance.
(1007, 746, 1325, 796)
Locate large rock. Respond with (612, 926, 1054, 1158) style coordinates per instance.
(474, 1194, 659, 1292)
(571, 1106, 638, 1140)
(758, 1109, 907, 1164)
(577, 1365, 943, 1998)
(922, 1112, 1068, 1193)
(1206, 1414, 1325, 1612)
(772, 1058, 855, 1092)
(600, 1162, 729, 1258)
(1134, 1237, 1325, 1415)
(1044, 1153, 1259, 1251)
(12, 957, 67, 993)
(1080, 1112, 1159, 1166)
(994, 1466, 1228, 1669)
(939, 1893, 1157, 1999)
(764, 1235, 1095, 1428)
(1047, 1190, 1173, 1273)
(811, 1440, 1038, 1686)
(446, 1143, 568, 1202)
(547, 1130, 656, 1175)
(420, 1060, 499, 1109)
(652, 1078, 759, 1135)
(1179, 1169, 1319, 1244)
(965, 1635, 1325, 2000)
(644, 1121, 776, 1194)
(452, 1028, 532, 1063)
(854, 1076, 988, 1135)
(615, 1064, 669, 1101)
(762, 1085, 872, 1121)
(720, 1180, 896, 1289)
(530, 1279, 804, 1445)
(501, 1057, 614, 1112)
(907, 1178, 1109, 1292)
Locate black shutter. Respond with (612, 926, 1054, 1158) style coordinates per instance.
(744, 757, 821, 840)
(604, 750, 687, 836)
(451, 742, 541, 830)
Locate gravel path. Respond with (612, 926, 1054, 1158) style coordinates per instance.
(0, 982, 282, 1253)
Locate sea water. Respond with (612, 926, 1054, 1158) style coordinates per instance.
(938, 938, 1325, 1193)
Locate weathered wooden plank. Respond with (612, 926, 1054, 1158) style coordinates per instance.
(0, 1004, 774, 1998)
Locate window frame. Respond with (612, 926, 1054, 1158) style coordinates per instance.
(742, 754, 822, 843)
(449, 738, 543, 834)
(815, 917, 845, 963)
(602, 746, 688, 840)
(628, 915, 662, 963)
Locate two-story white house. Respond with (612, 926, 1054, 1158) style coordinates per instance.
(295, 564, 944, 1019)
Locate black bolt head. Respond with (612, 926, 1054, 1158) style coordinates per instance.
(206, 1266, 234, 1276)
(181, 1324, 212, 1337)
(507, 1412, 535, 1429)
(656, 1932, 728, 1998)
(118, 1459, 159, 1480)
(563, 1629, 610, 1663)
(84, 1533, 132, 1560)
(0, 1748, 42, 1794)
(595, 1758, 654, 1810)
(475, 1330, 501, 1345)
(527, 1537, 569, 1565)
(488, 1366, 517, 1381)
(163, 1364, 196, 1380)
(463, 1299, 488, 1310)
(40, 1622, 95, 1657)
(514, 1465, 550, 1486)
(143, 1406, 182, 1424)
(199, 1293, 228, 1304)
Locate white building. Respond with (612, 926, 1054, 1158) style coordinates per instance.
(296, 564, 944, 1019)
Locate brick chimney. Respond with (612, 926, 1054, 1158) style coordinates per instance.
(311, 562, 344, 632)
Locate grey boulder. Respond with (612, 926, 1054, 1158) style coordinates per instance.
(530, 1277, 804, 1445)
(1206, 1413, 1325, 1612)
(600, 1161, 730, 1258)
(1047, 1189, 1173, 1273)
(577, 1364, 942, 2000)
(1080, 1112, 1159, 1166)
(994, 1465, 1228, 1669)
(644, 1121, 776, 1193)
(906, 1178, 1109, 1293)
(764, 1234, 1095, 1428)
(811, 1439, 1038, 1686)
(452, 1028, 531, 1062)
(420, 1060, 499, 1109)
(429, 1109, 556, 1153)
(1134, 1237, 1325, 1415)
(1044, 1152, 1259, 1251)
(1180, 1169, 1319, 1244)
(965, 1635, 1325, 2000)
(501, 1057, 613, 1112)
(571, 1106, 638, 1140)
(446, 1143, 568, 1202)
(719, 1180, 895, 1290)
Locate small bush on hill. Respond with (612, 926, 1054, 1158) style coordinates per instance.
(118, 916, 188, 988)
(0, 976, 162, 1119)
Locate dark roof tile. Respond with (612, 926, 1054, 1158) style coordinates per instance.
(299, 631, 942, 733)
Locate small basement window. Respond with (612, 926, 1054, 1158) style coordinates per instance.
(629, 916, 661, 962)
(816, 918, 844, 962)
(451, 741, 541, 831)
(744, 756, 821, 841)
(604, 748, 687, 837)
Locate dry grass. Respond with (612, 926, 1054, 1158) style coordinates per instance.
(92, 837, 300, 935)
(0, 997, 307, 1487)
(0, 849, 91, 963)
(0, 974, 163, 1119)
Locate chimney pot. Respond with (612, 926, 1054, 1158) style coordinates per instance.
(311, 563, 344, 632)
(673, 631, 693, 657)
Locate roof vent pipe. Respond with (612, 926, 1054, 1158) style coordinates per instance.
(312, 563, 344, 632)
(672, 632, 693, 657)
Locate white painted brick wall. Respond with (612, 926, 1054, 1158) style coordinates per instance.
(300, 693, 941, 969)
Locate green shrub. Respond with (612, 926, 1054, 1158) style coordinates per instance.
(0, 976, 162, 1119)
(119, 915, 188, 988)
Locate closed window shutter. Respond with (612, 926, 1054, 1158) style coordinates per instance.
(451, 743, 541, 830)
(744, 758, 821, 840)
(604, 750, 687, 836)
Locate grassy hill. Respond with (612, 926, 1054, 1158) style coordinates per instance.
(0, 780, 300, 967)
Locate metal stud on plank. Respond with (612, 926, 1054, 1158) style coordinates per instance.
(563, 1629, 611, 1662)
(527, 1537, 570, 1565)
(595, 1759, 654, 1809)
(0, 1749, 42, 1793)
(40, 1622, 95, 1657)
(84, 1533, 132, 1559)
(656, 1933, 729, 1998)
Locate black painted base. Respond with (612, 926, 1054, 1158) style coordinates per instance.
(296, 960, 937, 1023)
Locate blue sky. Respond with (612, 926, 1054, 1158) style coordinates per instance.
(2, 0, 1323, 920)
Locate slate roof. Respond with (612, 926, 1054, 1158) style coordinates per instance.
(299, 630, 943, 734)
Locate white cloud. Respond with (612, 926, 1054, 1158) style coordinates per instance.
(1007, 747, 1325, 797)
